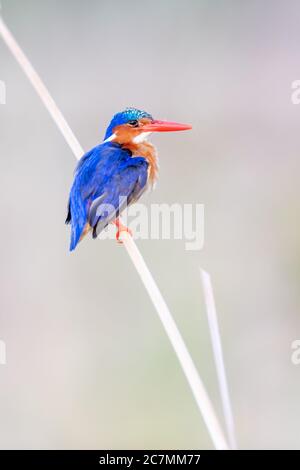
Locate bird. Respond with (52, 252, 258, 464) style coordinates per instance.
(66, 107, 192, 251)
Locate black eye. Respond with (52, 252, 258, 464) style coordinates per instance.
(128, 120, 139, 127)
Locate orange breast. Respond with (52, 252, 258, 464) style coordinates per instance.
(125, 141, 159, 187)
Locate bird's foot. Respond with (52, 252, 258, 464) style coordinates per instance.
(113, 219, 132, 243)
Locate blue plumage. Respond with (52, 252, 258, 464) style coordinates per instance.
(66, 141, 148, 251)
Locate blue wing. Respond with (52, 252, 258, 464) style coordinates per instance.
(66, 143, 148, 251)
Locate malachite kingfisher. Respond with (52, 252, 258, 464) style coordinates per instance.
(66, 108, 192, 251)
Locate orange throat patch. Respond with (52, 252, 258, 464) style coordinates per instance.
(125, 141, 159, 187)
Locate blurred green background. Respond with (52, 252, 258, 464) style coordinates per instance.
(1, 0, 300, 450)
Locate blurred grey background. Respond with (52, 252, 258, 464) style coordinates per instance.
(1, 0, 300, 450)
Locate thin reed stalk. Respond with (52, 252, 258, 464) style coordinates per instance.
(200, 269, 237, 449)
(0, 16, 229, 450)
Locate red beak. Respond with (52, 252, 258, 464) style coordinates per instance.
(142, 119, 192, 132)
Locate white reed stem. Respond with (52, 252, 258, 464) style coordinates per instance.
(200, 269, 237, 449)
(0, 18, 83, 160)
(0, 16, 229, 450)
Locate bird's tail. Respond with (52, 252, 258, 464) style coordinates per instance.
(70, 222, 82, 251)
(66, 197, 87, 251)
